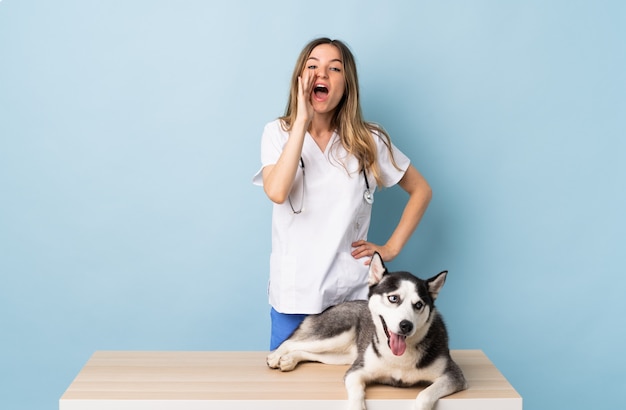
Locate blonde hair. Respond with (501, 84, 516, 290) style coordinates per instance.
(280, 37, 399, 187)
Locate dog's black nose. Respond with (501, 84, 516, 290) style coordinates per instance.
(399, 320, 413, 334)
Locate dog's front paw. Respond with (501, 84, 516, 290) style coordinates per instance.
(346, 399, 366, 410)
(266, 351, 281, 369)
(267, 351, 298, 371)
(413, 396, 434, 410)
(277, 353, 298, 371)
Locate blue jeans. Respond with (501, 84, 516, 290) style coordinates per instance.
(269, 307, 307, 350)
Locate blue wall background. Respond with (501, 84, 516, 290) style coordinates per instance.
(1, 1, 624, 409)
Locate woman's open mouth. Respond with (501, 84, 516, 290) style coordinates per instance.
(313, 84, 329, 101)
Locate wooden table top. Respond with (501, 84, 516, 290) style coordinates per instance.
(60, 350, 521, 410)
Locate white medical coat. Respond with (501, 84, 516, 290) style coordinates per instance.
(253, 119, 410, 314)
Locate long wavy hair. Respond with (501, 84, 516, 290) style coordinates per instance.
(279, 37, 399, 187)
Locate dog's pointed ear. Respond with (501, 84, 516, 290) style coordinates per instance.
(367, 252, 387, 286)
(427, 270, 448, 300)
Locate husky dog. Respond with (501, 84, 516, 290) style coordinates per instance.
(266, 252, 467, 410)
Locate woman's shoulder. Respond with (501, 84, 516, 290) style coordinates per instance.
(260, 119, 293, 154)
(366, 122, 411, 169)
(261, 118, 290, 142)
(366, 122, 391, 148)
(264, 118, 288, 133)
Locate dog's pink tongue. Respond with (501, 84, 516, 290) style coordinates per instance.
(389, 332, 407, 356)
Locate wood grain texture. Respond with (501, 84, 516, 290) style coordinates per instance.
(60, 350, 522, 410)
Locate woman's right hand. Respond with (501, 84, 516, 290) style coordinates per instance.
(261, 70, 315, 204)
(296, 70, 315, 126)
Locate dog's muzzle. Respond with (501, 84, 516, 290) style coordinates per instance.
(379, 316, 409, 356)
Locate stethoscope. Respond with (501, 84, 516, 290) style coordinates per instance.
(362, 170, 374, 205)
(288, 158, 373, 214)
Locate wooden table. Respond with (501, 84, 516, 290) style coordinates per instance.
(60, 350, 522, 409)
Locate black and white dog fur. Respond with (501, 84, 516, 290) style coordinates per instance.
(267, 252, 467, 410)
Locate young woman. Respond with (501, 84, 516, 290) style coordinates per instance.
(253, 38, 432, 349)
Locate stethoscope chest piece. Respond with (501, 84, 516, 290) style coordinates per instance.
(362, 168, 374, 205)
(363, 189, 374, 205)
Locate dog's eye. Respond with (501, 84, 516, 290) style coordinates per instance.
(388, 295, 399, 304)
(415, 301, 424, 310)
